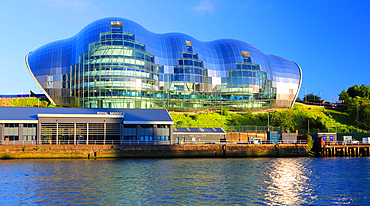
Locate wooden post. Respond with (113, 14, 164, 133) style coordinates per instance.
(357, 147, 360, 157)
(333, 147, 336, 157)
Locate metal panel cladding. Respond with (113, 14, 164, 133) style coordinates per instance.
(26, 17, 302, 110)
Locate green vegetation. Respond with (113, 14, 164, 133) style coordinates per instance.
(35, 146, 40, 151)
(302, 93, 322, 103)
(339, 84, 370, 130)
(10, 98, 54, 107)
(308, 135, 313, 151)
(170, 103, 363, 133)
(22, 146, 27, 152)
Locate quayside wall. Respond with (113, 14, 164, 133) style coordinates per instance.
(0, 144, 308, 159)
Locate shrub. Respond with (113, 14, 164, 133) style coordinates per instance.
(308, 135, 313, 151)
(22, 146, 27, 152)
(35, 146, 40, 151)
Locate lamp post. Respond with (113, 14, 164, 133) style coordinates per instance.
(220, 101, 223, 129)
(268, 110, 270, 132)
(304, 87, 307, 102)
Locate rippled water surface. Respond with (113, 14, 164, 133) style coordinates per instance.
(1, 157, 370, 205)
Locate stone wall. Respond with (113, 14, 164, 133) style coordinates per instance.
(0, 98, 13, 106)
(0, 144, 308, 159)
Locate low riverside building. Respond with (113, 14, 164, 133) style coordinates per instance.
(0, 107, 173, 145)
(173, 128, 226, 144)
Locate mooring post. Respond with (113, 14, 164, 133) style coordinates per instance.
(357, 147, 360, 157)
(333, 147, 336, 157)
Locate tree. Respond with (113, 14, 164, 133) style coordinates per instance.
(346, 84, 370, 99)
(339, 84, 370, 130)
(305, 93, 321, 103)
(339, 89, 349, 102)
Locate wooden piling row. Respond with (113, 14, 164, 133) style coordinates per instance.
(322, 145, 370, 157)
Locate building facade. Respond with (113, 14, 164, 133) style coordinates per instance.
(26, 17, 302, 110)
(0, 107, 173, 145)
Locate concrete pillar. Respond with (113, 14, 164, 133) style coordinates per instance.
(18, 124, 23, 143)
(86, 123, 89, 145)
(0, 123, 3, 145)
(56, 123, 58, 145)
(153, 124, 157, 142)
(37, 121, 41, 145)
(170, 124, 173, 144)
(137, 125, 141, 142)
(74, 123, 76, 145)
(104, 122, 106, 145)
(120, 120, 124, 145)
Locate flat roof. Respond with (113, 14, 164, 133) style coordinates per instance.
(0, 107, 173, 123)
(173, 128, 225, 134)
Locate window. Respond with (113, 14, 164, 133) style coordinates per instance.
(23, 124, 37, 141)
(4, 124, 19, 141)
(47, 75, 53, 88)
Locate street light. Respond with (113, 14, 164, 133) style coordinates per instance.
(267, 109, 271, 132)
(220, 101, 223, 129)
(313, 92, 315, 103)
(304, 87, 307, 102)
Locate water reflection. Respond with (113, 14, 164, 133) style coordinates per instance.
(0, 158, 370, 205)
(264, 158, 313, 205)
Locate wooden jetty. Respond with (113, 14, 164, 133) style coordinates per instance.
(321, 144, 370, 157)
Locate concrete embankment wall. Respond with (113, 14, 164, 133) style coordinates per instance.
(0, 144, 308, 159)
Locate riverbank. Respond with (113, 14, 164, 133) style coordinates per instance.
(0, 144, 308, 159)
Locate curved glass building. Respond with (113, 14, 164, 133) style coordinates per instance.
(26, 17, 302, 110)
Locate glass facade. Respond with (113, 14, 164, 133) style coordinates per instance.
(27, 17, 302, 110)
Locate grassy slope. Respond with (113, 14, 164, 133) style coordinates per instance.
(171, 103, 363, 133)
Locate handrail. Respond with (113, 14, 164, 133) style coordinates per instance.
(1, 139, 309, 145)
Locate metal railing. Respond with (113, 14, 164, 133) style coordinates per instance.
(323, 140, 370, 146)
(1, 139, 308, 145)
(175, 125, 288, 133)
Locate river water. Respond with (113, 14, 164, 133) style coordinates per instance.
(0, 157, 369, 205)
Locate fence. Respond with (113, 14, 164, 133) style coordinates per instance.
(1, 139, 307, 146)
(175, 125, 288, 133)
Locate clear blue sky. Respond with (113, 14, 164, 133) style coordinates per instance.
(1, 0, 369, 103)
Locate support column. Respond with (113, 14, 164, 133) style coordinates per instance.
(56, 123, 58, 145)
(86, 123, 89, 145)
(137, 125, 141, 143)
(170, 124, 174, 144)
(120, 120, 124, 145)
(18, 124, 23, 143)
(104, 122, 106, 145)
(153, 124, 158, 143)
(74, 123, 76, 145)
(0, 124, 3, 145)
(357, 147, 360, 157)
(37, 121, 41, 145)
(333, 147, 336, 157)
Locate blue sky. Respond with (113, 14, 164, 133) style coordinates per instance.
(0, 0, 369, 103)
